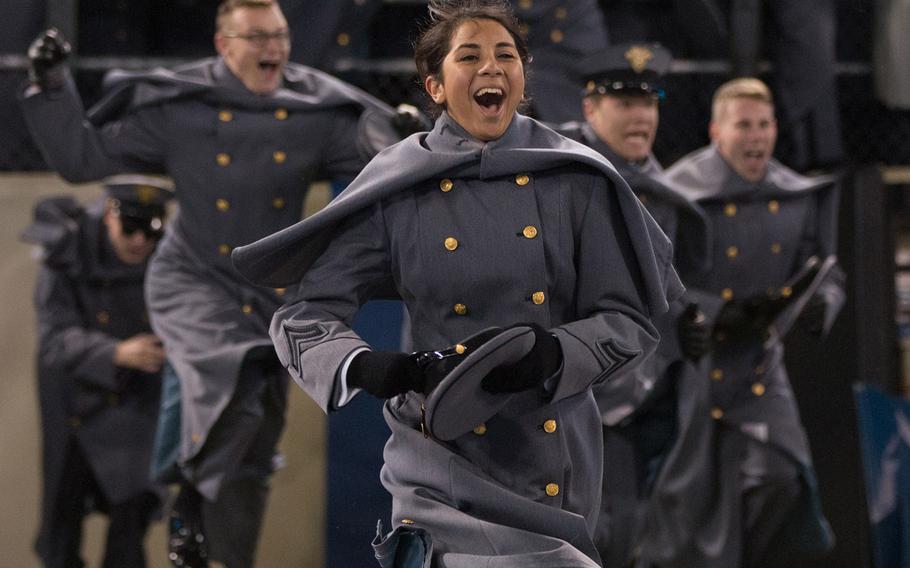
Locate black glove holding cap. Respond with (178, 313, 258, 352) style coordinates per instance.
(481, 323, 562, 394)
(796, 293, 826, 335)
(414, 327, 503, 395)
(391, 103, 431, 138)
(347, 351, 425, 399)
(27, 28, 71, 91)
(678, 303, 710, 361)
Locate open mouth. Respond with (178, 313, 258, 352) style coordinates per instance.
(258, 61, 280, 72)
(625, 130, 651, 143)
(473, 87, 505, 116)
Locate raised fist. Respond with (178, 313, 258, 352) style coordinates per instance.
(27, 28, 71, 91)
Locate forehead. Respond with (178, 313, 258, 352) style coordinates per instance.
(225, 4, 286, 30)
(448, 18, 514, 49)
(718, 97, 774, 122)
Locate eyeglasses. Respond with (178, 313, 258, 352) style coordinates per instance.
(120, 214, 165, 240)
(222, 29, 291, 48)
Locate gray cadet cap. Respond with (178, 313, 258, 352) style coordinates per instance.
(577, 42, 672, 98)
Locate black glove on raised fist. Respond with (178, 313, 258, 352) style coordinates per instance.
(27, 28, 71, 91)
(480, 323, 562, 394)
(678, 303, 709, 361)
(347, 351, 425, 399)
(391, 103, 430, 139)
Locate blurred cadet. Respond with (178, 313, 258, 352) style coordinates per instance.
(513, 0, 609, 122)
(22, 176, 173, 568)
(558, 42, 711, 567)
(19, 1, 423, 565)
(648, 77, 845, 567)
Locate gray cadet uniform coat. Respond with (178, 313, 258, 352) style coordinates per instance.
(19, 57, 396, 499)
(561, 121, 709, 566)
(637, 145, 843, 567)
(514, 0, 609, 123)
(23, 196, 162, 557)
(233, 112, 683, 567)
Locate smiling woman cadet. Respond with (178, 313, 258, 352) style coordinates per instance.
(233, 1, 682, 566)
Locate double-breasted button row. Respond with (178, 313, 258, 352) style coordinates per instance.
(722, 200, 782, 216)
(219, 108, 288, 121)
(215, 150, 287, 166)
(215, 197, 287, 214)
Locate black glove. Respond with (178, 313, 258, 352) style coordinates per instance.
(481, 323, 562, 394)
(678, 303, 709, 361)
(391, 103, 430, 139)
(796, 294, 827, 335)
(347, 351, 425, 399)
(167, 482, 208, 567)
(27, 28, 71, 91)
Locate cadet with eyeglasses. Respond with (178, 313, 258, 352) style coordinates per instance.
(22, 176, 173, 568)
(18, 1, 424, 565)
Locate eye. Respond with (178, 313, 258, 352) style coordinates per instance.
(497, 51, 516, 60)
(458, 54, 478, 62)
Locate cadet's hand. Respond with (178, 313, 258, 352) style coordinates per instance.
(391, 103, 429, 139)
(481, 323, 562, 394)
(114, 333, 166, 373)
(415, 327, 503, 395)
(347, 351, 425, 399)
(27, 28, 71, 91)
(678, 303, 709, 361)
(796, 294, 827, 335)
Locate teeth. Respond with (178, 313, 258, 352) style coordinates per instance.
(475, 87, 503, 96)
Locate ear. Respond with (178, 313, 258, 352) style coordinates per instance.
(214, 32, 228, 57)
(708, 119, 718, 143)
(581, 97, 596, 121)
(424, 75, 446, 105)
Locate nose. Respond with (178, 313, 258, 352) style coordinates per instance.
(478, 54, 503, 76)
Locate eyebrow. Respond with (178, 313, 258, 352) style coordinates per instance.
(453, 41, 516, 50)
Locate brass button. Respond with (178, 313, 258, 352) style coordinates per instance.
(68, 417, 81, 428)
(550, 29, 564, 44)
(780, 286, 793, 298)
(545, 483, 560, 497)
(724, 203, 737, 217)
(241, 304, 253, 315)
(274, 288, 286, 296)
(515, 173, 530, 186)
(755, 364, 766, 375)
(721, 288, 733, 301)
(273, 150, 287, 164)
(771, 243, 782, 254)
(543, 419, 557, 433)
(531, 291, 546, 305)
(274, 107, 288, 120)
(711, 407, 724, 420)
(453, 303, 467, 315)
(752, 383, 766, 396)
(473, 423, 487, 435)
(455, 344, 466, 355)
(710, 368, 724, 382)
(519, 0, 532, 8)
(768, 200, 780, 214)
(216, 153, 231, 166)
(218, 244, 232, 255)
(522, 226, 538, 239)
(272, 197, 286, 209)
(400, 519, 415, 525)
(726, 245, 739, 259)
(439, 178, 454, 192)
(218, 110, 233, 122)
(555, 7, 567, 18)
(97, 311, 110, 325)
(107, 393, 120, 407)
(191, 433, 201, 444)
(216, 198, 230, 212)
(337, 32, 350, 46)
(444, 237, 459, 251)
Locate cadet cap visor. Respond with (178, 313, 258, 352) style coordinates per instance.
(424, 326, 537, 441)
(578, 43, 672, 98)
